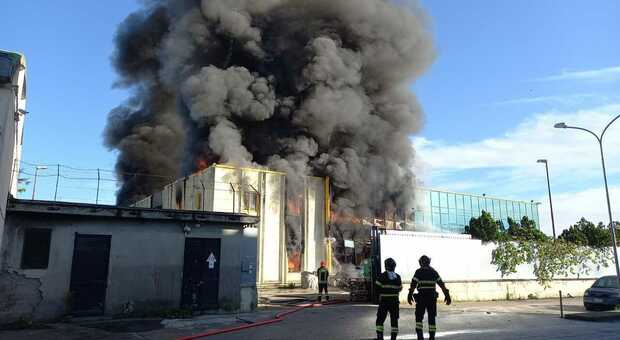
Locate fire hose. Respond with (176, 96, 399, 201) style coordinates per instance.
(173, 300, 346, 340)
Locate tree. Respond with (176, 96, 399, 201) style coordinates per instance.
(506, 216, 548, 242)
(465, 211, 501, 242)
(559, 218, 615, 248)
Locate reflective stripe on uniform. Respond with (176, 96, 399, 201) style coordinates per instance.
(412, 277, 420, 282)
(429, 324, 437, 332)
(382, 284, 402, 289)
(391, 327, 399, 334)
(376, 325, 384, 332)
(415, 322, 423, 330)
(375, 280, 384, 287)
(380, 294, 400, 297)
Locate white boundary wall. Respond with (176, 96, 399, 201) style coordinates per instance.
(379, 230, 615, 302)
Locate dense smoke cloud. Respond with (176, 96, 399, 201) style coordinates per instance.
(105, 0, 434, 220)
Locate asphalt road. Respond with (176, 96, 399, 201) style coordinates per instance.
(2, 299, 618, 340)
(208, 301, 620, 340)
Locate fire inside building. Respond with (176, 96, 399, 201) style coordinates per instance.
(132, 163, 542, 287)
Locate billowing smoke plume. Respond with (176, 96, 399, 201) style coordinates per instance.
(105, 0, 434, 221)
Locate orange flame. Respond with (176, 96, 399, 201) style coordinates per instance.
(287, 196, 303, 216)
(196, 159, 209, 171)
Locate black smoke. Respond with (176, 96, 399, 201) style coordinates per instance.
(105, 0, 434, 221)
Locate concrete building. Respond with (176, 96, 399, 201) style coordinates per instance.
(0, 50, 27, 246)
(133, 164, 330, 287)
(0, 199, 259, 323)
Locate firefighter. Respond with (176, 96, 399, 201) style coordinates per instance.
(317, 261, 329, 302)
(407, 255, 451, 340)
(375, 258, 402, 340)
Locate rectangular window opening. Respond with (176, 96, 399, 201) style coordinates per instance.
(21, 228, 52, 269)
(243, 191, 258, 212)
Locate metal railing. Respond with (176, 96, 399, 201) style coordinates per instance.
(13, 161, 261, 216)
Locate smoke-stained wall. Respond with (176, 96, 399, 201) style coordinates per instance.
(105, 0, 435, 222)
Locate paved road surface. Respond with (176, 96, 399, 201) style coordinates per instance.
(209, 300, 620, 340)
(1, 298, 618, 340)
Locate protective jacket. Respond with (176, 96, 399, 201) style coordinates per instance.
(376, 271, 403, 302)
(411, 266, 443, 298)
(317, 266, 329, 284)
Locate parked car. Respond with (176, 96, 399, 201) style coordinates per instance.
(583, 276, 620, 311)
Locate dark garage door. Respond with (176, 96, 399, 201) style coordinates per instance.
(181, 238, 221, 310)
(69, 234, 111, 316)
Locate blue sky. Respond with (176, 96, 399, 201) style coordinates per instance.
(4, 0, 620, 234)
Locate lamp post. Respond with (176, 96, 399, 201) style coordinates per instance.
(554, 114, 620, 287)
(537, 159, 556, 239)
(31, 166, 47, 200)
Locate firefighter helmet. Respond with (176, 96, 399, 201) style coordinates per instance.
(419, 255, 431, 267)
(384, 258, 396, 271)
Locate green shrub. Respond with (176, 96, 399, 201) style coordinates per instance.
(559, 218, 617, 248)
(465, 211, 501, 242)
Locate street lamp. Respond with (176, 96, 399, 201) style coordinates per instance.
(537, 159, 556, 239)
(554, 114, 620, 287)
(31, 166, 47, 200)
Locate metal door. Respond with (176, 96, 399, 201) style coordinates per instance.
(181, 238, 221, 310)
(69, 234, 111, 315)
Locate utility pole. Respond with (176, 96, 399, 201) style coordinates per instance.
(32, 166, 48, 200)
(537, 159, 556, 239)
(54, 164, 60, 201)
(96, 168, 100, 205)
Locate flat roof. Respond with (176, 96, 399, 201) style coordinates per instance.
(7, 199, 259, 226)
(416, 187, 541, 205)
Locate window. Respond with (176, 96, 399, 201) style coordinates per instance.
(454, 194, 462, 210)
(440, 192, 448, 208)
(195, 192, 203, 210)
(431, 191, 440, 207)
(152, 191, 163, 209)
(243, 191, 259, 212)
(593, 277, 619, 289)
(432, 212, 441, 230)
(463, 195, 472, 212)
(500, 201, 507, 220)
(472, 197, 480, 214)
(21, 229, 52, 269)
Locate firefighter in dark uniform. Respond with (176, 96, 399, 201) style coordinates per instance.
(407, 255, 451, 340)
(375, 258, 402, 340)
(317, 261, 329, 302)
